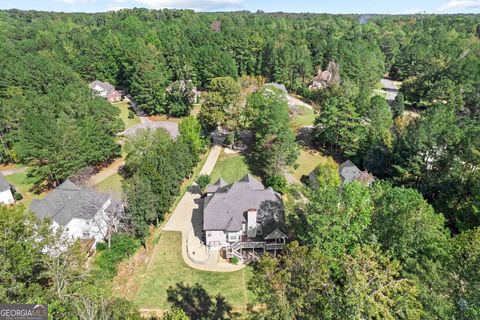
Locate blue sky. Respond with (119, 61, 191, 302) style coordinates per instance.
(1, 0, 480, 14)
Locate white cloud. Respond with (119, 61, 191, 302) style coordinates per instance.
(107, 5, 131, 11)
(404, 8, 423, 14)
(438, 0, 480, 12)
(134, 0, 244, 11)
(59, 0, 95, 3)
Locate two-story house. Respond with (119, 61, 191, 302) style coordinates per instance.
(203, 174, 287, 259)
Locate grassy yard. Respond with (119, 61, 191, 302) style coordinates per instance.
(133, 231, 252, 310)
(209, 150, 252, 184)
(5, 171, 45, 207)
(93, 172, 123, 196)
(291, 149, 329, 181)
(115, 101, 141, 129)
(291, 105, 316, 126)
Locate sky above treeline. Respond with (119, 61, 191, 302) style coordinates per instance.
(1, 0, 480, 14)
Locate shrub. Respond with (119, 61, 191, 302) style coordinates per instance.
(196, 174, 211, 193)
(265, 173, 288, 194)
(13, 192, 23, 201)
(128, 110, 135, 119)
(94, 233, 141, 278)
(230, 256, 240, 265)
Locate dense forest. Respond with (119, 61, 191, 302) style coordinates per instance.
(0, 8, 479, 319)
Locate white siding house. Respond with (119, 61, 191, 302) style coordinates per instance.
(0, 173, 14, 205)
(30, 180, 115, 245)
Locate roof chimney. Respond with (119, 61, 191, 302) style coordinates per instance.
(247, 208, 257, 238)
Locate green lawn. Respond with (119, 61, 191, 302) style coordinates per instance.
(134, 231, 252, 310)
(291, 149, 329, 180)
(372, 90, 388, 99)
(5, 171, 45, 207)
(291, 106, 316, 126)
(93, 173, 123, 196)
(209, 150, 251, 184)
(114, 101, 141, 129)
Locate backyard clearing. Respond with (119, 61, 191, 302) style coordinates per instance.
(114, 101, 141, 129)
(4, 171, 46, 207)
(290, 105, 316, 127)
(209, 149, 252, 183)
(118, 231, 252, 311)
(291, 149, 329, 181)
(93, 172, 123, 195)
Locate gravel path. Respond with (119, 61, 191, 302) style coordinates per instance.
(287, 94, 314, 110)
(0, 166, 28, 176)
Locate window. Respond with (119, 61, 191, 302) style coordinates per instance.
(207, 232, 212, 237)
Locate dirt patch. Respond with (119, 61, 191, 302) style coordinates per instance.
(86, 157, 125, 186)
(147, 115, 182, 124)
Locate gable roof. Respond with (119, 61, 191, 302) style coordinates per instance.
(89, 80, 115, 93)
(0, 173, 10, 192)
(203, 174, 283, 232)
(30, 180, 110, 226)
(264, 228, 287, 240)
(205, 178, 228, 194)
(339, 160, 362, 184)
(339, 160, 375, 185)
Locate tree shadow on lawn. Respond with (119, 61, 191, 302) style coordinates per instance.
(167, 282, 236, 320)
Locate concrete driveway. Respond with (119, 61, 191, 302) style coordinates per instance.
(380, 78, 399, 102)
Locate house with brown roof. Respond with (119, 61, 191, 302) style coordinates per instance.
(89, 80, 122, 103)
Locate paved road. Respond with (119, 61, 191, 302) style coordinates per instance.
(162, 146, 244, 272)
(380, 78, 399, 102)
(122, 121, 179, 139)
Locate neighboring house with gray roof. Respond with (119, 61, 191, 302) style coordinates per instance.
(307, 160, 374, 189)
(0, 173, 14, 205)
(89, 80, 122, 103)
(338, 160, 375, 185)
(30, 180, 113, 243)
(203, 174, 287, 258)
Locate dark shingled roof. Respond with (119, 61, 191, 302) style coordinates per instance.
(205, 178, 228, 194)
(203, 174, 283, 232)
(0, 173, 10, 192)
(30, 180, 110, 226)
